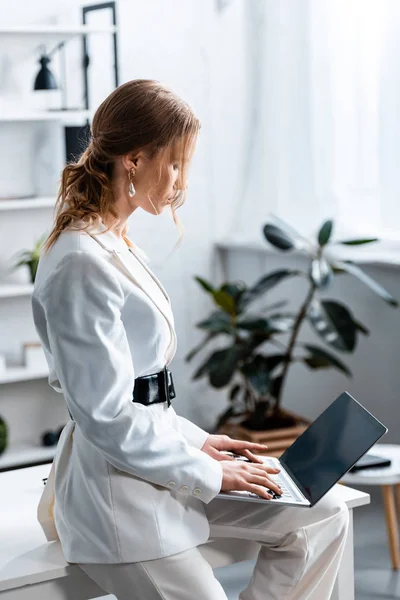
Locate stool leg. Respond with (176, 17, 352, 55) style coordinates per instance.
(381, 485, 400, 570)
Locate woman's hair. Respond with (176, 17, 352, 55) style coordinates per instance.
(42, 79, 201, 254)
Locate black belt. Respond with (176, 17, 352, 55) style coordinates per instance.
(67, 367, 176, 421)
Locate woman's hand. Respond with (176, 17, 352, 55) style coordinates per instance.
(200, 434, 269, 465)
(200, 434, 282, 499)
(219, 459, 282, 498)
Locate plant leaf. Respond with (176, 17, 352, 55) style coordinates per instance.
(263, 224, 295, 251)
(269, 375, 284, 399)
(196, 310, 234, 334)
(220, 281, 247, 304)
(192, 346, 244, 388)
(194, 276, 215, 294)
(303, 344, 352, 376)
(337, 238, 378, 246)
(309, 257, 333, 289)
(267, 313, 296, 332)
(333, 261, 398, 307)
(353, 319, 370, 336)
(239, 269, 300, 310)
(318, 220, 334, 246)
(213, 290, 236, 315)
(240, 355, 271, 396)
(307, 299, 358, 352)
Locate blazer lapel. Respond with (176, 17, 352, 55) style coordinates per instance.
(84, 222, 177, 364)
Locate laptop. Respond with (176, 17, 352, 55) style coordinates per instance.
(215, 391, 387, 507)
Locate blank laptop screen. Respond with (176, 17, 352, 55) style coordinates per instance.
(279, 392, 387, 505)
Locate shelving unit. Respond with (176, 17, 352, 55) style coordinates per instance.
(0, 284, 34, 298)
(0, 18, 119, 471)
(0, 110, 92, 123)
(0, 442, 56, 472)
(0, 196, 55, 211)
(0, 366, 49, 385)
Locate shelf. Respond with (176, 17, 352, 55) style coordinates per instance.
(0, 24, 117, 40)
(0, 365, 49, 384)
(0, 442, 56, 472)
(0, 284, 34, 298)
(0, 196, 55, 211)
(0, 110, 92, 123)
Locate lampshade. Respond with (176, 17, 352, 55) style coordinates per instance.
(34, 56, 58, 90)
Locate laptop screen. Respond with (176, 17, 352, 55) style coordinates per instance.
(279, 392, 387, 505)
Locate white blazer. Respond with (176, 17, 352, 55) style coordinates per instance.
(31, 218, 223, 564)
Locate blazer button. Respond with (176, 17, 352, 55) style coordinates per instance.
(180, 485, 189, 492)
(167, 481, 176, 488)
(193, 487, 202, 495)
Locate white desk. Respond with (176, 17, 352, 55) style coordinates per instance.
(0, 463, 369, 600)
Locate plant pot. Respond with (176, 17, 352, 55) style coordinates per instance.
(216, 407, 311, 458)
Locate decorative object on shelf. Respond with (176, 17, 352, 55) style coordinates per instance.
(187, 218, 398, 454)
(33, 41, 81, 112)
(0, 415, 8, 456)
(41, 424, 66, 447)
(23, 342, 47, 370)
(10, 232, 47, 283)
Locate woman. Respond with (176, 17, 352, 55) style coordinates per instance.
(32, 79, 349, 599)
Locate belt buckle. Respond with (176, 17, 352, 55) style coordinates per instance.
(164, 367, 175, 406)
(162, 366, 170, 406)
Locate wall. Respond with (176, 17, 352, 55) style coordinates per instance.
(0, 0, 248, 452)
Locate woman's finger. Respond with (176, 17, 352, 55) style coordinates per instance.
(231, 440, 269, 451)
(240, 448, 264, 463)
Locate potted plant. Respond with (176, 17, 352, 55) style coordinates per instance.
(10, 233, 47, 283)
(186, 218, 398, 455)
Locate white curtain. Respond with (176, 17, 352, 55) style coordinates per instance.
(226, 0, 400, 261)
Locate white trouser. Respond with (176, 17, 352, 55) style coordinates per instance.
(77, 485, 349, 600)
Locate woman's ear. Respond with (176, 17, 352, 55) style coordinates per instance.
(122, 152, 140, 172)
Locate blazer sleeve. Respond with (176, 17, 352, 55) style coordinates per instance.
(38, 251, 223, 504)
(172, 412, 210, 449)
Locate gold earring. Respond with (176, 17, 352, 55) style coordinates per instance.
(128, 168, 136, 197)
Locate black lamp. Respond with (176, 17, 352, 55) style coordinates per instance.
(33, 42, 69, 110)
(33, 55, 58, 90)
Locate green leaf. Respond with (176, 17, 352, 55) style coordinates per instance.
(220, 281, 247, 304)
(236, 317, 272, 332)
(334, 261, 398, 307)
(193, 346, 244, 388)
(196, 310, 234, 334)
(318, 220, 333, 246)
(309, 257, 333, 289)
(307, 299, 358, 352)
(267, 313, 296, 332)
(263, 224, 295, 251)
(229, 384, 242, 401)
(303, 344, 352, 376)
(240, 356, 271, 396)
(353, 319, 370, 336)
(337, 238, 378, 246)
(194, 276, 215, 294)
(213, 290, 236, 315)
(269, 375, 284, 399)
(239, 269, 300, 310)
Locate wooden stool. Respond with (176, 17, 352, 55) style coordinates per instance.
(340, 443, 400, 570)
